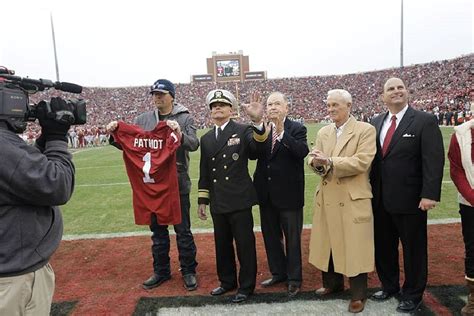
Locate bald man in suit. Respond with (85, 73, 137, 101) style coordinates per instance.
(370, 78, 444, 313)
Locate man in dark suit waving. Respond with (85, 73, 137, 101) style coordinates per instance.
(370, 78, 445, 313)
(248, 92, 308, 297)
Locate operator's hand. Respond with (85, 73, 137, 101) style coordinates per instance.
(106, 121, 119, 133)
(37, 97, 74, 143)
(197, 204, 207, 220)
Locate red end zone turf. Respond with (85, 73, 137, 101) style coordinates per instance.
(50, 224, 465, 315)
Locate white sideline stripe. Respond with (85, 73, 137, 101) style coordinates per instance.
(62, 218, 461, 241)
(76, 179, 454, 187)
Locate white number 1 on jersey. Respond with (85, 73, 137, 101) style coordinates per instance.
(142, 152, 155, 183)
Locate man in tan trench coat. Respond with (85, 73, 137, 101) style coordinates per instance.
(308, 89, 376, 313)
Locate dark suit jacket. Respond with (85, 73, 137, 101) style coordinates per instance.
(252, 118, 309, 209)
(198, 120, 258, 214)
(370, 106, 445, 214)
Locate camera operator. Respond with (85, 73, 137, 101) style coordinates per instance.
(0, 97, 75, 315)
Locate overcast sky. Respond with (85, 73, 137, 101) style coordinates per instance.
(1, 0, 472, 87)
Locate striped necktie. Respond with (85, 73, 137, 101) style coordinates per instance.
(271, 127, 279, 153)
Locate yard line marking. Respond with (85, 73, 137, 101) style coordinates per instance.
(76, 165, 124, 170)
(76, 182, 129, 187)
(71, 147, 107, 154)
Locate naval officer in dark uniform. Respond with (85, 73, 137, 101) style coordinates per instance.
(197, 89, 267, 303)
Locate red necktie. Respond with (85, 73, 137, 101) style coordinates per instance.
(382, 115, 397, 157)
(271, 127, 278, 154)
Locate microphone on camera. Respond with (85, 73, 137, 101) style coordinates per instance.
(53, 81, 83, 93)
(0, 74, 83, 94)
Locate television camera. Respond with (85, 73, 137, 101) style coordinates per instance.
(0, 66, 86, 133)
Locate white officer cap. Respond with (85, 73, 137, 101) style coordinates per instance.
(206, 89, 238, 110)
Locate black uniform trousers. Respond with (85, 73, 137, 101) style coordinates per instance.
(150, 194, 198, 277)
(322, 253, 367, 300)
(211, 208, 257, 295)
(460, 204, 474, 278)
(373, 202, 428, 301)
(260, 203, 303, 286)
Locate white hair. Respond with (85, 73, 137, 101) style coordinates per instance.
(327, 89, 352, 104)
(267, 91, 289, 105)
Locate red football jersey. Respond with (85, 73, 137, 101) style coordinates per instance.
(113, 121, 181, 225)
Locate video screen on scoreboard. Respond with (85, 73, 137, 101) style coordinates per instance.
(216, 59, 240, 77)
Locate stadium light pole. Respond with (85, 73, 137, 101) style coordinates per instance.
(50, 12, 60, 81)
(400, 0, 404, 68)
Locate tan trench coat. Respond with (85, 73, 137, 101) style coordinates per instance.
(308, 116, 376, 277)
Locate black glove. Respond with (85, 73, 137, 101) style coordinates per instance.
(36, 97, 74, 144)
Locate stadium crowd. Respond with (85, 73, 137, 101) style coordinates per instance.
(26, 55, 471, 146)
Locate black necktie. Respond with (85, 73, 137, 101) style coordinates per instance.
(216, 127, 222, 141)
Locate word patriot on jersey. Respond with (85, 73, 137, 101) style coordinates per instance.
(133, 137, 164, 149)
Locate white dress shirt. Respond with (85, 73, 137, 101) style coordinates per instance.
(379, 105, 408, 146)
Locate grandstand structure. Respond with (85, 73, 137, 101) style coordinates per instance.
(29, 54, 471, 135)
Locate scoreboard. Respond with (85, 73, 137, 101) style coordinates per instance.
(192, 51, 266, 83)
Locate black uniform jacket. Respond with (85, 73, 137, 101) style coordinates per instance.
(198, 120, 266, 214)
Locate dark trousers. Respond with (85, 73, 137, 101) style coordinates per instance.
(260, 204, 303, 286)
(150, 194, 197, 277)
(211, 208, 257, 295)
(373, 204, 427, 301)
(322, 253, 367, 300)
(460, 204, 474, 278)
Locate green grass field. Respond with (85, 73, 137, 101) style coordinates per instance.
(63, 124, 458, 235)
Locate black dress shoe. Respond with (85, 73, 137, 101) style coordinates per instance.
(288, 284, 300, 297)
(142, 275, 171, 290)
(231, 293, 248, 303)
(211, 286, 234, 296)
(396, 299, 422, 313)
(260, 277, 287, 288)
(183, 274, 197, 291)
(371, 290, 398, 301)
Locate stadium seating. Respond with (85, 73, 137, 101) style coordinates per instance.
(26, 55, 472, 143)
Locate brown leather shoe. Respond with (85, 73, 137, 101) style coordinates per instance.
(348, 298, 367, 313)
(315, 287, 344, 296)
